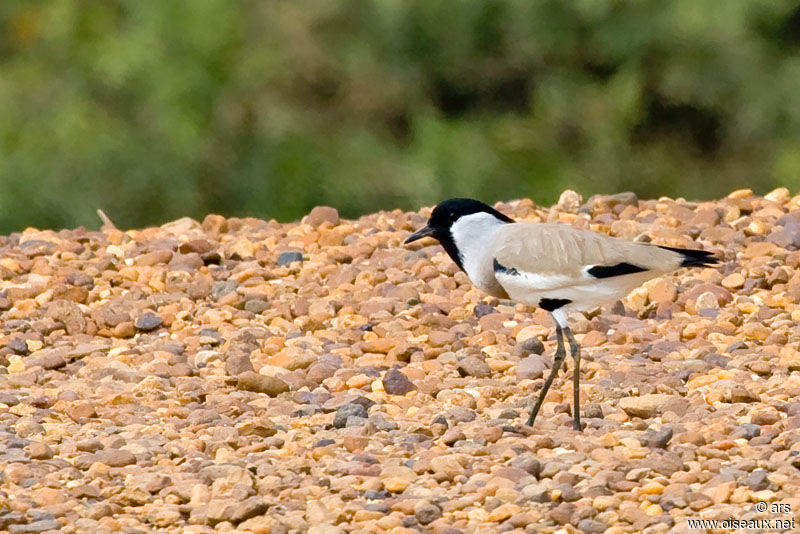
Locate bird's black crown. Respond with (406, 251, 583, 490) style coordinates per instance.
(426, 198, 514, 233)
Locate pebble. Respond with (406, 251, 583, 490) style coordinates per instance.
(457, 356, 492, 378)
(441, 427, 466, 446)
(211, 280, 238, 300)
(236, 372, 289, 396)
(277, 251, 304, 266)
(95, 449, 137, 467)
(414, 501, 442, 525)
(306, 206, 340, 227)
(515, 355, 548, 381)
(619, 394, 674, 419)
(135, 313, 163, 331)
(334, 403, 369, 428)
(382, 367, 416, 395)
(27, 442, 53, 460)
(513, 337, 545, 357)
(645, 427, 673, 449)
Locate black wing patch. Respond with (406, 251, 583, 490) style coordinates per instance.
(540, 298, 571, 311)
(493, 258, 519, 276)
(587, 262, 647, 278)
(658, 246, 718, 267)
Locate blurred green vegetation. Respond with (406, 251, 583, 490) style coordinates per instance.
(2, 1, 800, 232)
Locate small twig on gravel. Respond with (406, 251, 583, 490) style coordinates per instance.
(97, 209, 118, 230)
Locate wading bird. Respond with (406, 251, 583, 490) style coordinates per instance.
(404, 198, 718, 430)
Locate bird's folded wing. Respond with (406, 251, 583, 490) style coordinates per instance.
(491, 223, 684, 292)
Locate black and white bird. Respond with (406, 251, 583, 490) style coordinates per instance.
(404, 198, 718, 430)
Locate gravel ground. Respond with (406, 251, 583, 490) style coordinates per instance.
(1, 189, 800, 534)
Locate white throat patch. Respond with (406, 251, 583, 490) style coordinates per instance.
(450, 212, 508, 292)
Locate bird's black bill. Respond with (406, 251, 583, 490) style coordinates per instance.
(404, 226, 435, 244)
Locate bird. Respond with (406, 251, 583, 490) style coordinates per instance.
(404, 198, 718, 430)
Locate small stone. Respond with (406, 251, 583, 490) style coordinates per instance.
(147, 506, 183, 527)
(382, 368, 415, 395)
(135, 313, 163, 331)
(307, 206, 340, 227)
(277, 251, 304, 266)
(26, 349, 67, 370)
(557, 189, 582, 213)
(383, 477, 411, 493)
(225, 353, 254, 376)
(8, 337, 30, 355)
(647, 278, 677, 304)
(645, 427, 673, 449)
(46, 300, 86, 334)
(746, 469, 769, 491)
(768, 222, 800, 249)
(516, 355, 548, 381)
(726, 385, 760, 403)
(514, 337, 545, 357)
(414, 500, 442, 525)
(474, 302, 496, 318)
(457, 356, 492, 378)
(549, 502, 576, 525)
(441, 427, 466, 446)
(584, 403, 603, 418)
(619, 394, 673, 419)
(694, 291, 719, 311)
(76, 439, 104, 452)
(206, 496, 269, 525)
(286, 352, 317, 371)
(113, 322, 136, 338)
(243, 299, 269, 314)
(721, 273, 745, 289)
(211, 280, 238, 301)
(739, 424, 761, 439)
(8, 519, 62, 534)
(237, 372, 289, 396)
(488, 503, 520, 522)
(28, 442, 54, 460)
(577, 519, 607, 534)
(67, 402, 97, 421)
(751, 410, 780, 426)
(95, 449, 137, 467)
(510, 454, 541, 478)
(334, 403, 369, 428)
(430, 455, 465, 478)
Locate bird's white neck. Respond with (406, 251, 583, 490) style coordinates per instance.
(450, 212, 508, 294)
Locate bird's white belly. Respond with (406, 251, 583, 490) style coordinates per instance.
(502, 272, 651, 311)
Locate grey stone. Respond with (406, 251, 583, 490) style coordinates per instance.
(514, 337, 545, 357)
(457, 356, 491, 378)
(383, 368, 415, 395)
(645, 427, 673, 449)
(211, 280, 238, 301)
(135, 313, 163, 331)
(746, 469, 769, 490)
(577, 519, 607, 534)
(413, 501, 442, 525)
(9, 519, 62, 534)
(277, 251, 304, 266)
(243, 299, 269, 314)
(334, 403, 369, 428)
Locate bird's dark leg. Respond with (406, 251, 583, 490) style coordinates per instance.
(526, 324, 566, 427)
(564, 327, 582, 431)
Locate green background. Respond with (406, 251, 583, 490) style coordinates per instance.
(2, 0, 800, 232)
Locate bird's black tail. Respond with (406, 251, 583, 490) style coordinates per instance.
(658, 245, 719, 267)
